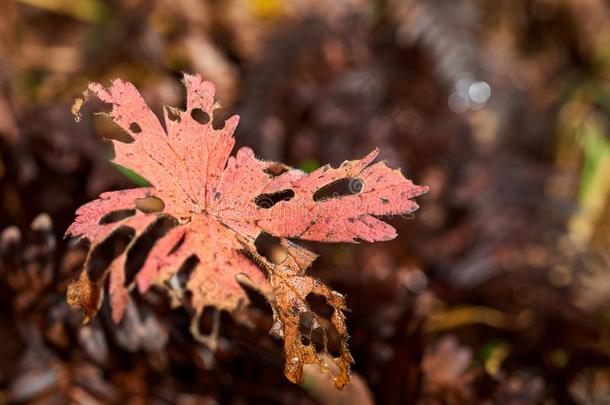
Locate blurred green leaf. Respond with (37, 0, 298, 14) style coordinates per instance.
(111, 163, 150, 187)
(299, 158, 320, 173)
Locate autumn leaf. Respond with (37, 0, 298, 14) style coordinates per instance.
(66, 73, 428, 389)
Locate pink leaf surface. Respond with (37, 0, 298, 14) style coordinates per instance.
(66, 73, 428, 388)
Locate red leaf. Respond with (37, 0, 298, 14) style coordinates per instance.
(67, 73, 428, 388)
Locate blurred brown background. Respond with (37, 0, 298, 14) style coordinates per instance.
(1, 0, 610, 403)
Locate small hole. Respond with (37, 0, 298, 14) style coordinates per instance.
(254, 189, 295, 209)
(169, 232, 186, 255)
(124, 216, 179, 285)
(212, 108, 229, 130)
(129, 123, 142, 133)
(311, 327, 326, 353)
(190, 108, 210, 125)
(135, 196, 165, 213)
(175, 255, 199, 289)
(299, 312, 314, 335)
(306, 293, 335, 320)
(254, 233, 287, 265)
(264, 163, 290, 177)
(166, 106, 181, 122)
(87, 227, 134, 282)
(313, 178, 362, 202)
(326, 324, 343, 357)
(99, 209, 136, 225)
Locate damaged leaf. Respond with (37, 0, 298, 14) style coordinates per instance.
(66, 73, 428, 388)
